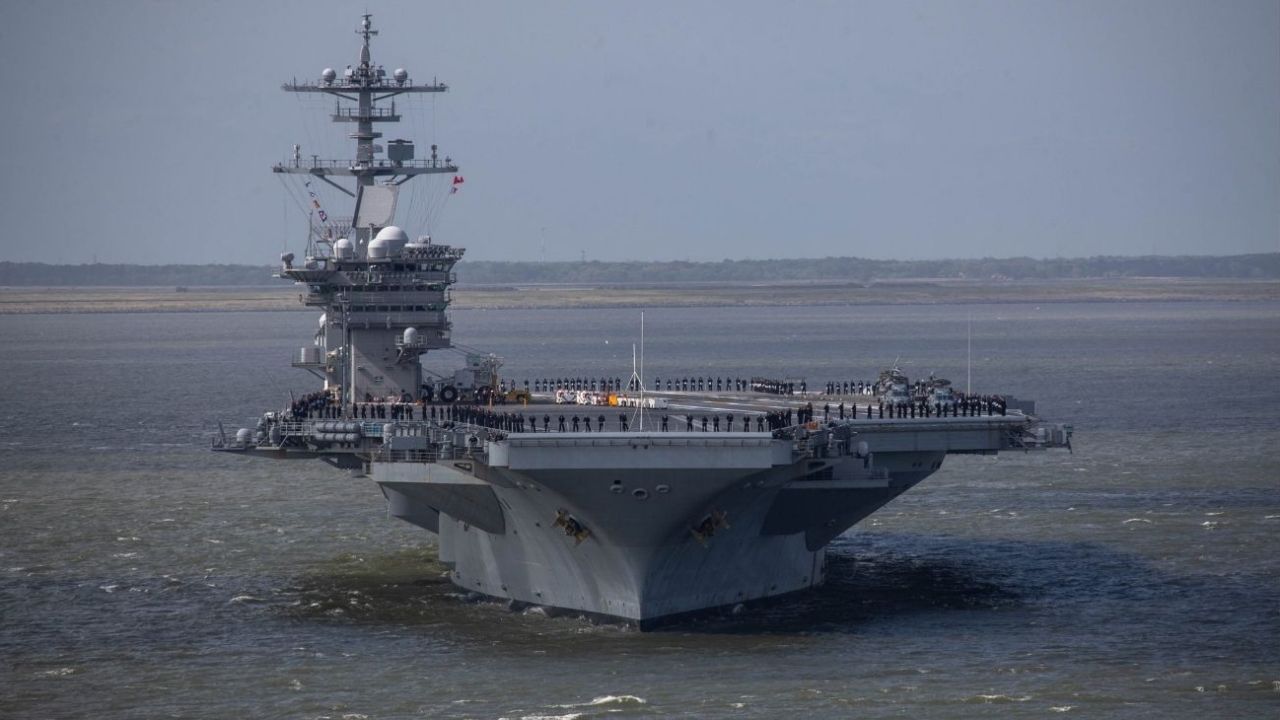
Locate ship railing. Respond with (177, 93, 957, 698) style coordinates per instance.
(269, 418, 446, 445)
(274, 420, 336, 439)
(276, 421, 307, 437)
(270, 419, 365, 437)
(441, 421, 508, 438)
(372, 447, 444, 463)
(331, 107, 399, 120)
(402, 246, 466, 260)
(338, 287, 451, 300)
(283, 79, 449, 92)
(341, 270, 457, 285)
(377, 442, 484, 463)
(273, 158, 459, 171)
(275, 417, 445, 433)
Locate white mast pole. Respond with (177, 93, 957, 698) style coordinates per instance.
(966, 312, 972, 396)
(629, 343, 638, 431)
(639, 311, 645, 430)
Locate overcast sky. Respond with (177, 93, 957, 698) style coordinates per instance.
(1, 0, 1276, 265)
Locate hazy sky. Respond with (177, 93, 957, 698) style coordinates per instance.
(1, 0, 1276, 265)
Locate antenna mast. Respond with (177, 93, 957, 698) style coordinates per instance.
(639, 311, 646, 431)
(627, 312, 647, 431)
(274, 14, 459, 254)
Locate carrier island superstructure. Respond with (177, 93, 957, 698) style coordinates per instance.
(216, 16, 1073, 628)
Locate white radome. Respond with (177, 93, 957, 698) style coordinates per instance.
(373, 226, 409, 256)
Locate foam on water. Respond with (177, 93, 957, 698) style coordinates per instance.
(965, 694, 1032, 703)
(553, 695, 648, 708)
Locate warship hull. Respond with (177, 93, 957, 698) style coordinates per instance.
(372, 419, 1012, 626)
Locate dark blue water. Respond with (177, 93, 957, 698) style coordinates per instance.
(2, 301, 1278, 718)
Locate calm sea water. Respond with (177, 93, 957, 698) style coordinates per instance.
(2, 301, 1278, 719)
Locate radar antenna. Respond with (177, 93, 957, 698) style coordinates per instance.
(275, 13, 458, 251)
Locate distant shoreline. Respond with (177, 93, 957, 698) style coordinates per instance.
(1, 278, 1277, 315)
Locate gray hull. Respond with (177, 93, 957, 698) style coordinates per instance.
(375, 431, 943, 625)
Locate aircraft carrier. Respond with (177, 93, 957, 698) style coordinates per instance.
(215, 15, 1073, 628)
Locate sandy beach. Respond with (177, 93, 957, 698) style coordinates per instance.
(1, 278, 1277, 314)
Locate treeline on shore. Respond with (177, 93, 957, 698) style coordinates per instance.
(2, 253, 1277, 287)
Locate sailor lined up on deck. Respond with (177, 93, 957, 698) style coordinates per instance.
(335, 395, 1009, 438)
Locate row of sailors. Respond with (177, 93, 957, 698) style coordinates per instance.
(442, 400, 1010, 434)
(824, 381, 877, 396)
(822, 397, 1008, 419)
(526, 376, 805, 394)
(294, 381, 939, 418)
(751, 377, 802, 395)
(303, 402, 807, 433)
(511, 378, 1006, 406)
(297, 395, 1008, 425)
(522, 377, 988, 402)
(290, 391, 336, 419)
(450, 406, 777, 433)
(526, 378, 626, 393)
(297, 401, 467, 421)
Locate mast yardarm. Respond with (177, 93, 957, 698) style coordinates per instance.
(274, 13, 458, 240)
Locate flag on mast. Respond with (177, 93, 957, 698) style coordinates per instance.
(304, 181, 329, 222)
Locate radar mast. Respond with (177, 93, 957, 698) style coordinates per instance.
(274, 13, 458, 252)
